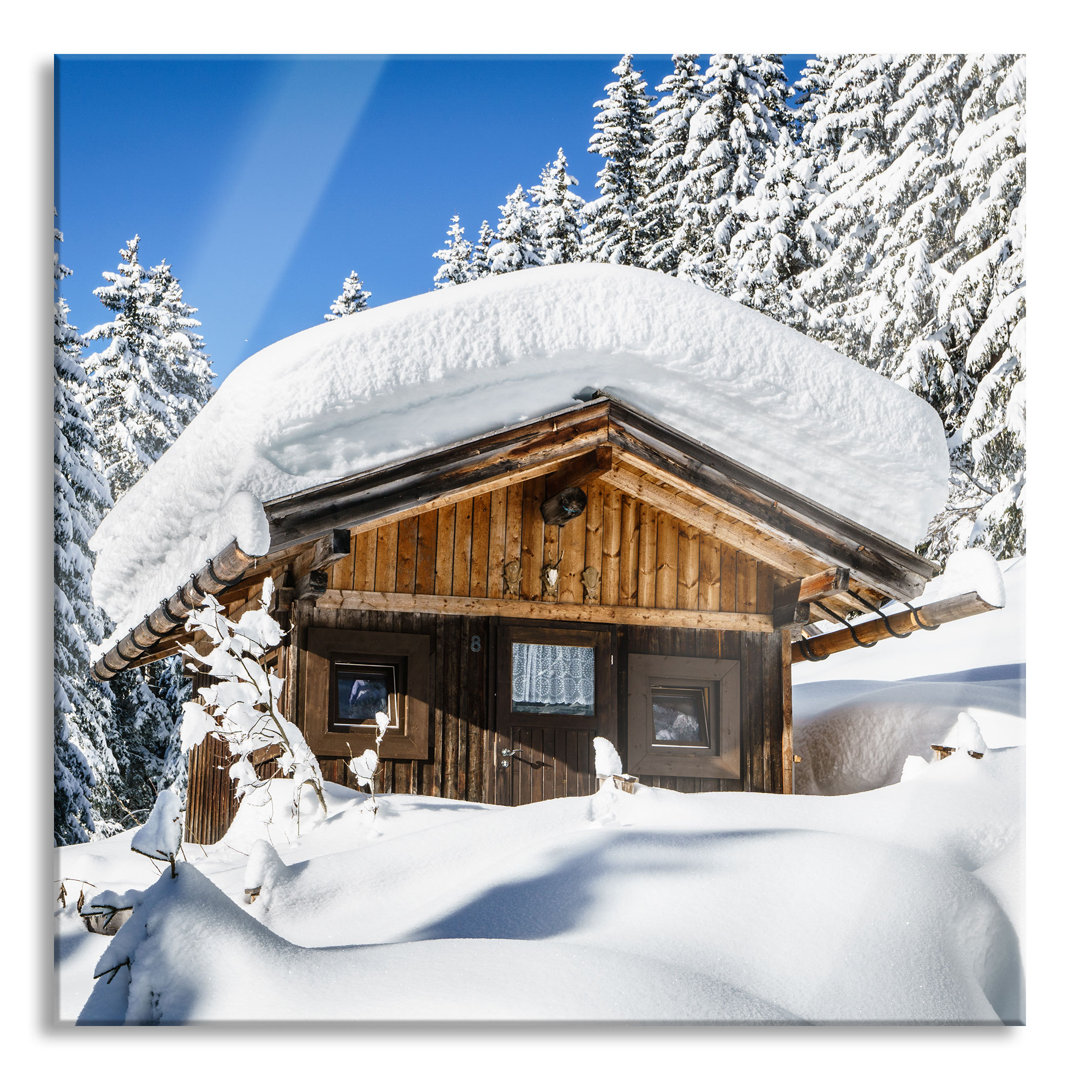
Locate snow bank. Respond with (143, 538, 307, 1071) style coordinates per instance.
(70, 755, 1022, 1024)
(90, 264, 948, 639)
(792, 557, 1025, 794)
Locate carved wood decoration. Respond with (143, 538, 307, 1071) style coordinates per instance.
(581, 565, 601, 602)
(503, 559, 522, 597)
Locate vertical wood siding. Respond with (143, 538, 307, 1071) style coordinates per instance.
(339, 477, 784, 615)
(186, 474, 794, 830)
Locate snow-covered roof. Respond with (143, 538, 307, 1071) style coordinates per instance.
(91, 263, 948, 640)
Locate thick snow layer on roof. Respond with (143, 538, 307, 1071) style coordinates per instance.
(91, 264, 948, 638)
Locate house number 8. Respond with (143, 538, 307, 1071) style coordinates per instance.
(470, 635, 482, 653)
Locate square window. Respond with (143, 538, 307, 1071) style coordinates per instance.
(651, 686, 710, 747)
(331, 661, 402, 731)
(303, 628, 431, 759)
(627, 654, 740, 779)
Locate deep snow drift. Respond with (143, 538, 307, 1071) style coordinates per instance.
(55, 558, 1024, 1025)
(89, 264, 948, 647)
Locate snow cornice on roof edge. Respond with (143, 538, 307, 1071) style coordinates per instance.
(90, 263, 950, 644)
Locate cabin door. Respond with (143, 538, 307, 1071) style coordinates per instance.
(494, 622, 617, 806)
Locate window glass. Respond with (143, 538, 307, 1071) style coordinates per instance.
(651, 686, 710, 747)
(333, 663, 399, 730)
(511, 642, 595, 715)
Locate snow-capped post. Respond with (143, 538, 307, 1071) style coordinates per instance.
(594, 737, 638, 793)
(931, 712, 988, 762)
(179, 578, 327, 830)
(130, 788, 184, 878)
(347, 710, 391, 815)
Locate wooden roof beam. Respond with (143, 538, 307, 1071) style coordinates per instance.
(790, 590, 1002, 664)
(92, 539, 259, 681)
(317, 588, 774, 633)
(604, 398, 937, 600)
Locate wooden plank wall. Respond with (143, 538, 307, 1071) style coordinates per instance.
(295, 611, 786, 802)
(185, 475, 791, 832)
(306, 608, 492, 804)
(327, 476, 779, 615)
(616, 626, 787, 795)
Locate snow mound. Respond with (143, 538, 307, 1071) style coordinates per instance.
(90, 264, 948, 638)
(71, 764, 1023, 1024)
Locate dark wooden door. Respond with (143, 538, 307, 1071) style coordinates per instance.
(494, 622, 616, 806)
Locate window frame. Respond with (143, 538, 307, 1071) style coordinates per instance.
(626, 653, 741, 779)
(303, 627, 431, 759)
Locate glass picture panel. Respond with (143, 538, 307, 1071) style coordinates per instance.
(333, 663, 399, 730)
(651, 686, 710, 747)
(511, 642, 595, 715)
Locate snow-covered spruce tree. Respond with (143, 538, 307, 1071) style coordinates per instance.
(325, 270, 372, 318)
(82, 236, 215, 816)
(581, 54, 655, 267)
(433, 216, 474, 288)
(82, 236, 173, 501)
(676, 55, 788, 292)
(795, 55, 902, 362)
(530, 148, 585, 265)
(490, 185, 542, 275)
(643, 54, 706, 276)
(842, 55, 966, 378)
(147, 260, 215, 438)
(926, 54, 1026, 558)
(180, 580, 326, 827)
(471, 220, 495, 280)
(728, 125, 815, 328)
(54, 224, 118, 843)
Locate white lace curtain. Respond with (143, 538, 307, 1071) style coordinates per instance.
(512, 643, 594, 708)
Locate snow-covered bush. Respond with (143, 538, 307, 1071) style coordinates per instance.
(347, 710, 391, 814)
(179, 579, 326, 828)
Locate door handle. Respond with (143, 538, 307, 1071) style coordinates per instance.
(500, 748, 551, 770)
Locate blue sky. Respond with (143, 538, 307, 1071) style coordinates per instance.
(55, 54, 811, 384)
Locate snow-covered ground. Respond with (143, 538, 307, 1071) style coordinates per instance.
(56, 557, 1027, 1030)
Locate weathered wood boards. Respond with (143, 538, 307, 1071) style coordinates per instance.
(317, 588, 773, 631)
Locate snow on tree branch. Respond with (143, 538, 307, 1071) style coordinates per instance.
(180, 578, 326, 827)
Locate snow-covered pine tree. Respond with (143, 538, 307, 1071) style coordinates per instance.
(795, 55, 1025, 558)
(927, 54, 1026, 558)
(432, 216, 474, 288)
(471, 220, 495, 280)
(325, 270, 372, 318)
(82, 236, 174, 502)
(795, 55, 901, 362)
(148, 260, 215, 437)
(844, 56, 966, 378)
(728, 125, 815, 328)
(530, 149, 585, 265)
(82, 237, 216, 820)
(54, 224, 118, 844)
(676, 55, 788, 291)
(489, 185, 542, 274)
(580, 54, 655, 266)
(643, 54, 706, 276)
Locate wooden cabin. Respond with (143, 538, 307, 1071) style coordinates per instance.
(88, 266, 994, 844)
